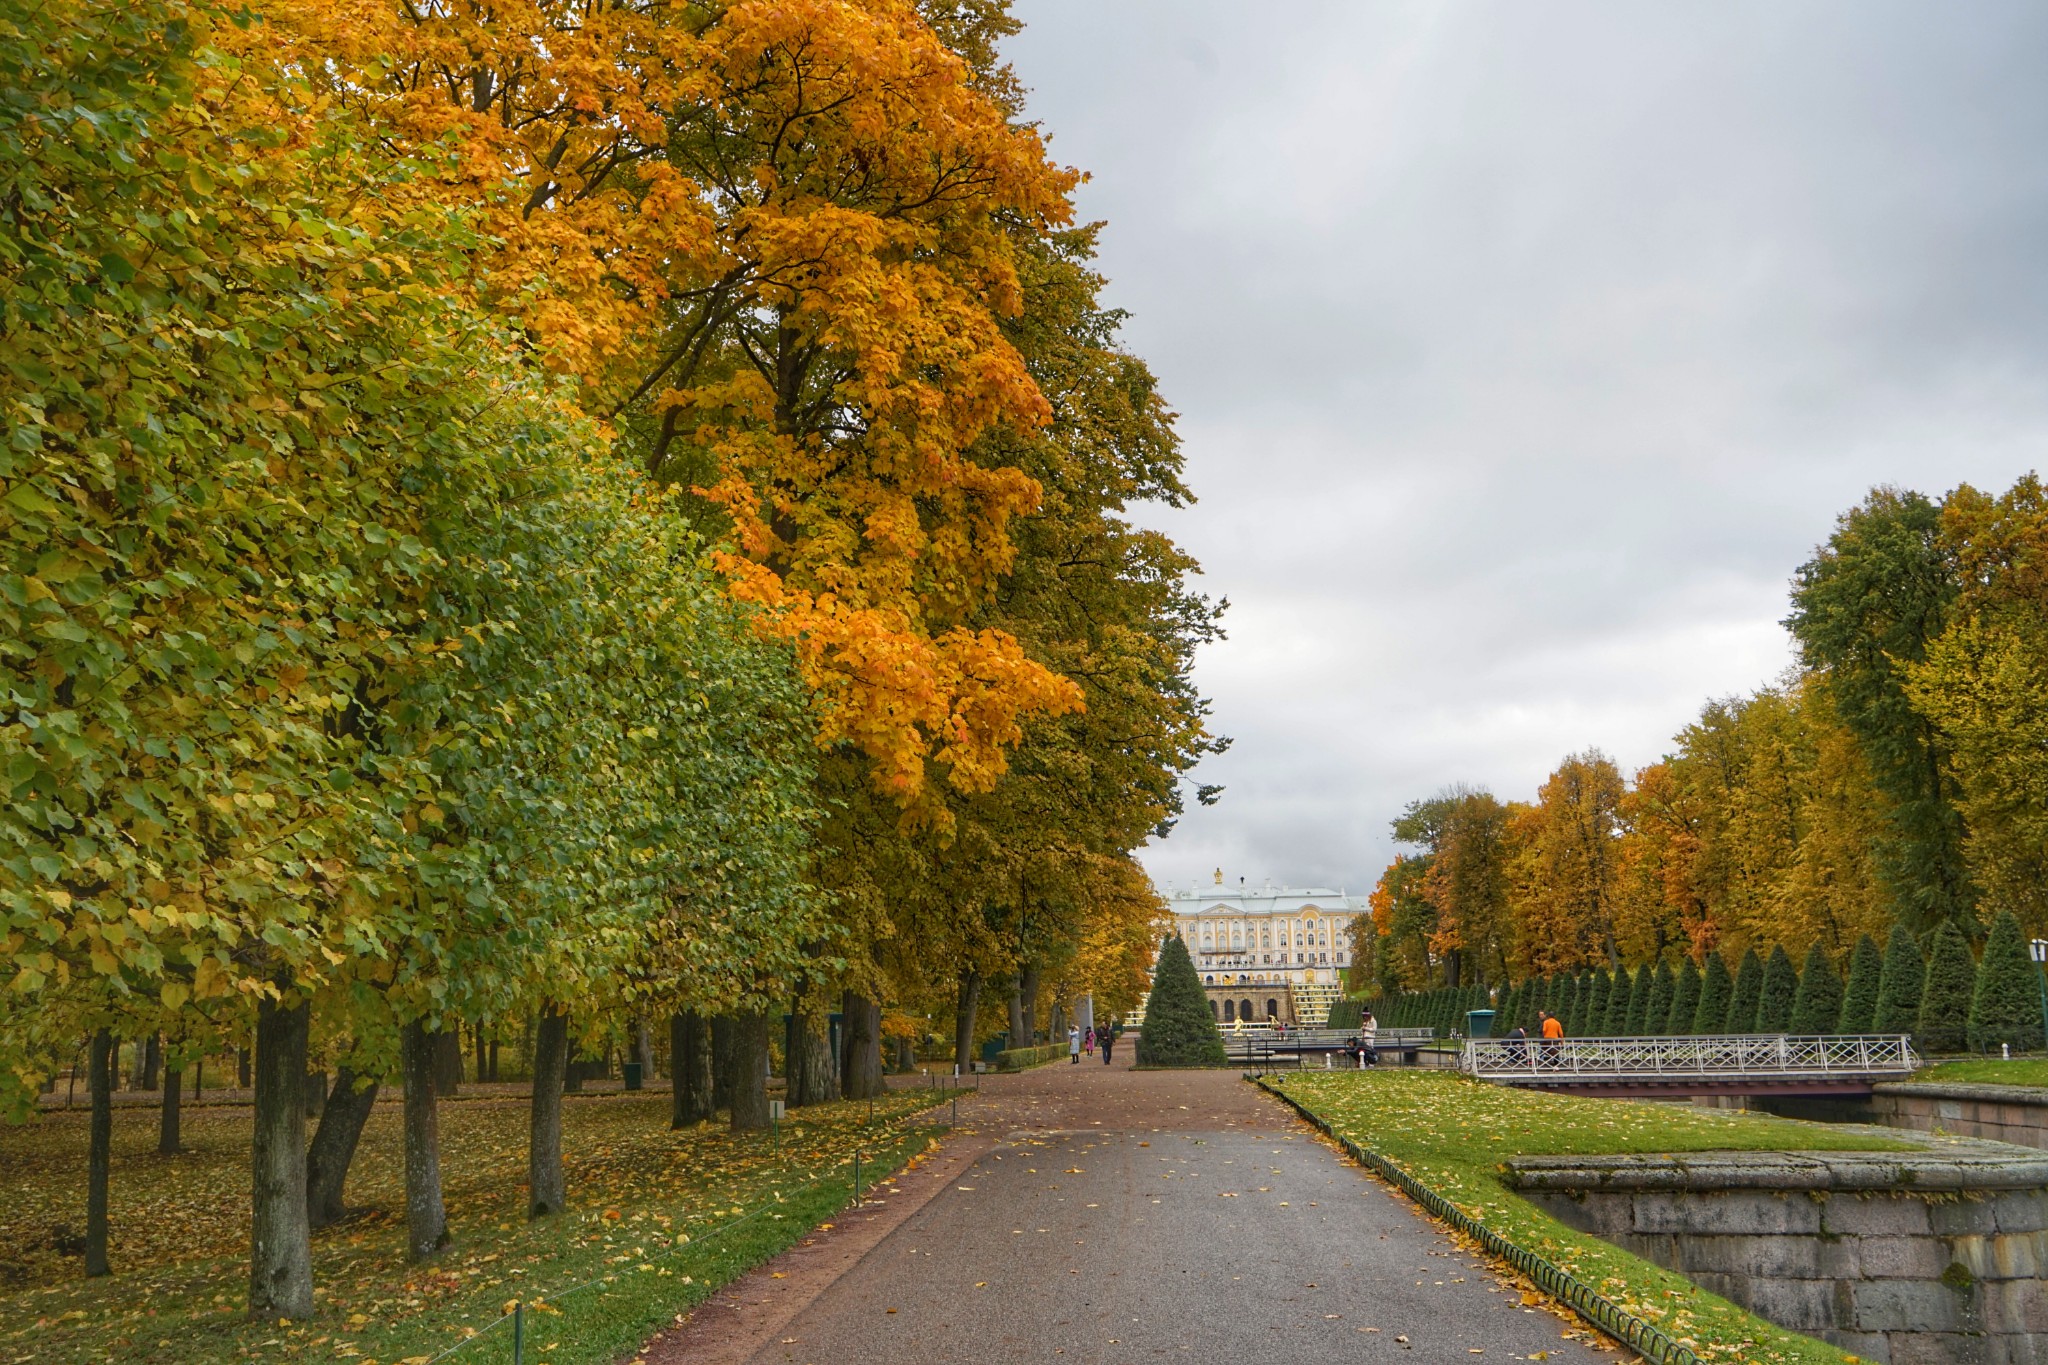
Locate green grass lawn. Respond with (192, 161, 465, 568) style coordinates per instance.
(1267, 1070, 1920, 1365)
(1913, 1057, 2048, 1088)
(0, 1087, 948, 1365)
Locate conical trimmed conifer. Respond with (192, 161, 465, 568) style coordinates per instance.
(1624, 965, 1653, 1034)
(1604, 966, 1635, 1035)
(1916, 921, 1976, 1055)
(1644, 962, 1675, 1036)
(1666, 958, 1702, 1035)
(1969, 912, 2043, 1053)
(1837, 936, 1884, 1033)
(1550, 974, 1577, 1035)
(1727, 948, 1764, 1033)
(1789, 943, 1843, 1034)
(1756, 946, 1799, 1033)
(1873, 929, 1926, 1035)
(1585, 970, 1612, 1037)
(1692, 953, 1734, 1033)
(1135, 936, 1227, 1067)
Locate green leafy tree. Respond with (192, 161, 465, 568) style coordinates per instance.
(1917, 922, 1977, 1054)
(1757, 946, 1801, 1032)
(1789, 944, 1844, 1034)
(1666, 958, 1703, 1035)
(1969, 912, 2043, 1053)
(1134, 936, 1225, 1067)
(1786, 488, 1972, 932)
(1837, 935, 1885, 1033)
(1874, 928, 1927, 1034)
(1692, 954, 1734, 1034)
(1727, 948, 1765, 1032)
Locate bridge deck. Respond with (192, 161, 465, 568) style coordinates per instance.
(1463, 1033, 1918, 1096)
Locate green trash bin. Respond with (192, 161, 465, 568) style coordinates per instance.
(622, 1061, 643, 1091)
(1464, 1009, 1497, 1039)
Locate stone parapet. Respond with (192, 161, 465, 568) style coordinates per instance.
(1505, 1146, 2048, 1365)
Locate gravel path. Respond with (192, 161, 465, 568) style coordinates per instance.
(645, 1058, 1621, 1365)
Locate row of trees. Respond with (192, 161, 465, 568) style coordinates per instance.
(1355, 478, 2048, 1025)
(1363, 913, 2044, 1053)
(2, 0, 1213, 1316)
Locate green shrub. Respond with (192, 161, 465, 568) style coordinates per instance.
(995, 1044, 1067, 1071)
(1727, 948, 1764, 1032)
(1666, 958, 1702, 1035)
(1326, 999, 1363, 1032)
(1917, 921, 1977, 1055)
(1643, 961, 1675, 1036)
(1605, 966, 1636, 1035)
(1789, 943, 1843, 1034)
(1692, 953, 1733, 1033)
(1134, 936, 1227, 1067)
(1873, 928, 1926, 1034)
(1837, 935, 1884, 1033)
(1624, 964, 1653, 1034)
(1584, 970, 1611, 1036)
(1969, 911, 2044, 1053)
(1756, 946, 1800, 1033)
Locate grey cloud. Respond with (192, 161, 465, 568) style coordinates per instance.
(1004, 1, 2048, 891)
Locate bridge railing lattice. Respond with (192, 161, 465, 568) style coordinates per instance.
(1462, 1033, 1918, 1083)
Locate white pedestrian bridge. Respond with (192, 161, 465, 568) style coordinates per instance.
(1462, 1033, 1920, 1098)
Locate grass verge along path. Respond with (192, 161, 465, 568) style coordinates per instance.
(1913, 1057, 2048, 1088)
(1266, 1070, 1918, 1365)
(1, 1087, 947, 1365)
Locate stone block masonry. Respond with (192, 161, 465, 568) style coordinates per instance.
(1504, 1147, 2048, 1365)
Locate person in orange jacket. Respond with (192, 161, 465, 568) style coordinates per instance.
(1539, 1009, 1564, 1066)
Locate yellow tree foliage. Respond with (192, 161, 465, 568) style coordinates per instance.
(258, 0, 1086, 816)
(1510, 752, 1626, 973)
(1907, 476, 2048, 933)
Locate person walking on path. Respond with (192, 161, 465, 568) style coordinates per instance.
(1539, 1010, 1564, 1067)
(1083, 1025, 1095, 1056)
(1358, 1008, 1378, 1068)
(1068, 1025, 1081, 1064)
(1099, 1026, 1116, 1065)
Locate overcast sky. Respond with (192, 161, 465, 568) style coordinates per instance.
(1001, 1, 2048, 898)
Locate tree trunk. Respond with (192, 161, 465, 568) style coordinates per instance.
(249, 995, 312, 1318)
(788, 1002, 838, 1107)
(86, 1029, 113, 1277)
(159, 1065, 182, 1156)
(473, 1024, 486, 1088)
(841, 992, 885, 1100)
(728, 1012, 770, 1131)
(633, 1017, 654, 1078)
(401, 1022, 448, 1259)
(136, 1033, 160, 1092)
(671, 1012, 714, 1127)
(306, 1066, 378, 1229)
(487, 1039, 499, 1083)
(237, 1045, 251, 1089)
(528, 1008, 569, 1218)
(1019, 962, 1042, 1044)
(1006, 975, 1026, 1048)
(894, 1035, 914, 1073)
(954, 969, 981, 1074)
(431, 1028, 463, 1097)
(711, 1016, 735, 1112)
(303, 1070, 326, 1119)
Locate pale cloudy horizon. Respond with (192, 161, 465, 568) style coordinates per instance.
(1000, 2, 2048, 896)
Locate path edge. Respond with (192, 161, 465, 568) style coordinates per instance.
(1253, 1073, 1706, 1365)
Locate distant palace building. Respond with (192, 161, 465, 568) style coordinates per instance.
(1158, 873, 1367, 1027)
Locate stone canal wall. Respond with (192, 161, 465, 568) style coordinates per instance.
(1502, 1148, 2048, 1365)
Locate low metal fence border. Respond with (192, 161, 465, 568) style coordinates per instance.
(1255, 1075, 1706, 1365)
